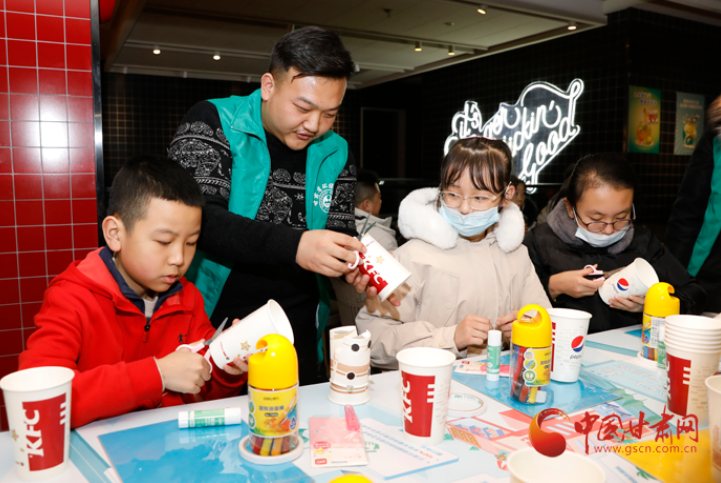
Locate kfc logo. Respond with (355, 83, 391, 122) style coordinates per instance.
(666, 354, 692, 416)
(358, 252, 389, 292)
(401, 372, 438, 437)
(22, 394, 68, 471)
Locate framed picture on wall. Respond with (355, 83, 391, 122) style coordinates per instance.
(628, 86, 661, 154)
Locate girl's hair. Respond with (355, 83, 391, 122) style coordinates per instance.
(566, 154, 636, 206)
(440, 137, 513, 194)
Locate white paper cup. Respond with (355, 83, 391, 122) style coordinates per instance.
(1, 367, 74, 481)
(208, 300, 294, 367)
(665, 328, 721, 341)
(705, 376, 721, 480)
(599, 258, 659, 304)
(665, 341, 721, 426)
(666, 315, 721, 332)
(548, 308, 592, 383)
(508, 447, 606, 483)
(664, 334, 721, 351)
(397, 347, 455, 446)
(329, 328, 371, 405)
(353, 234, 411, 302)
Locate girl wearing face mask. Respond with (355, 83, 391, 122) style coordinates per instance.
(356, 137, 550, 369)
(523, 154, 705, 333)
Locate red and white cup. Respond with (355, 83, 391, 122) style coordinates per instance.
(665, 341, 721, 426)
(0, 367, 74, 481)
(705, 375, 721, 483)
(396, 347, 455, 446)
(348, 234, 411, 302)
(598, 258, 658, 305)
(548, 308, 592, 383)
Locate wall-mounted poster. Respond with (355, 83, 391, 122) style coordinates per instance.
(674, 92, 705, 155)
(628, 86, 661, 154)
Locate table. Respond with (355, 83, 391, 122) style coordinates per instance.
(0, 326, 692, 482)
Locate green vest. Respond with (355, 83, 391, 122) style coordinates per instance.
(185, 89, 348, 362)
(688, 137, 721, 276)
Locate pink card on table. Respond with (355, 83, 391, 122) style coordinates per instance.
(454, 361, 510, 376)
(309, 416, 368, 468)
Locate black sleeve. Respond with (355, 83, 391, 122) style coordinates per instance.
(646, 234, 707, 314)
(325, 151, 358, 237)
(664, 130, 716, 267)
(169, 101, 302, 266)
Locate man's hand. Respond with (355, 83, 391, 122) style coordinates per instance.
(157, 344, 211, 394)
(454, 315, 492, 351)
(296, 230, 365, 277)
(610, 294, 645, 313)
(548, 265, 605, 299)
(345, 269, 401, 307)
(495, 311, 518, 340)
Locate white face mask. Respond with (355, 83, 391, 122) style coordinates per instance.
(574, 223, 630, 247)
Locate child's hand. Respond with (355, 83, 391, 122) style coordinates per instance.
(495, 311, 518, 340)
(223, 356, 249, 376)
(609, 294, 645, 313)
(157, 345, 211, 394)
(454, 315, 492, 351)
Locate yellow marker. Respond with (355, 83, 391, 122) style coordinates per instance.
(270, 437, 283, 456)
(529, 386, 538, 404)
(260, 436, 273, 456)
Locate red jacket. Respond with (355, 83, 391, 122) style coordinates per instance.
(19, 249, 246, 428)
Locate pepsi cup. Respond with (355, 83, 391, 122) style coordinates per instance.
(548, 308, 592, 383)
(599, 258, 659, 305)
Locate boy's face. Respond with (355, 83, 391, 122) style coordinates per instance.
(104, 198, 201, 298)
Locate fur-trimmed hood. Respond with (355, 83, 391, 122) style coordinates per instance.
(398, 187, 525, 252)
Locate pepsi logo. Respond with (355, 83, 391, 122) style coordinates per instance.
(571, 336, 584, 353)
(616, 278, 630, 292)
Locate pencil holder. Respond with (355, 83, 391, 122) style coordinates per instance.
(510, 305, 552, 405)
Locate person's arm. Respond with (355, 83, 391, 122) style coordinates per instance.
(665, 130, 716, 267)
(19, 284, 164, 428)
(169, 101, 303, 266)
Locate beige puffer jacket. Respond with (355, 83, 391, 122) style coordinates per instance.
(356, 188, 551, 369)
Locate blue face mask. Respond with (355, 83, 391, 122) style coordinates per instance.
(574, 222, 630, 247)
(439, 201, 500, 237)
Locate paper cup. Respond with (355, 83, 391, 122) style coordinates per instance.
(0, 367, 74, 481)
(354, 234, 411, 302)
(208, 300, 294, 367)
(508, 448, 606, 483)
(548, 308, 592, 383)
(329, 328, 371, 405)
(705, 376, 721, 480)
(665, 341, 721, 426)
(664, 334, 721, 351)
(397, 347, 455, 446)
(599, 258, 659, 304)
(666, 314, 721, 332)
(665, 328, 721, 341)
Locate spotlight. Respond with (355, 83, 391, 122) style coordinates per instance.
(448, 45, 455, 55)
(568, 21, 577, 30)
(477, 5, 487, 14)
(415, 41, 422, 52)
(152, 46, 161, 55)
(213, 52, 221, 60)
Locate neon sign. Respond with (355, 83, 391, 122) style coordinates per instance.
(444, 79, 584, 193)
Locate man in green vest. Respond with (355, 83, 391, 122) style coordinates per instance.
(170, 26, 394, 386)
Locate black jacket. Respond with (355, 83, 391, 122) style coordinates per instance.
(524, 208, 706, 333)
(665, 129, 721, 312)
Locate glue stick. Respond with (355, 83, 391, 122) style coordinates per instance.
(486, 330, 502, 382)
(178, 407, 241, 428)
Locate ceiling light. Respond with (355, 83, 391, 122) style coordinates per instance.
(448, 45, 455, 55)
(568, 21, 577, 30)
(213, 52, 221, 60)
(152, 46, 161, 55)
(414, 41, 422, 52)
(477, 5, 487, 14)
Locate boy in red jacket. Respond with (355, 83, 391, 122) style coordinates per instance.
(19, 155, 247, 428)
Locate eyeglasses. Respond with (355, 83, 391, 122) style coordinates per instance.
(440, 191, 501, 211)
(573, 205, 636, 233)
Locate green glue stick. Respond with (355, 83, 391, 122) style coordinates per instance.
(178, 407, 242, 429)
(487, 330, 502, 382)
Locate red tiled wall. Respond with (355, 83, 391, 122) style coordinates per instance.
(1, 0, 98, 431)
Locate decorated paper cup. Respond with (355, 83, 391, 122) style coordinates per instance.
(665, 341, 721, 426)
(1, 367, 74, 481)
(705, 376, 721, 481)
(208, 300, 294, 367)
(508, 447, 606, 483)
(349, 234, 411, 302)
(548, 308, 592, 383)
(397, 347, 455, 446)
(599, 258, 658, 305)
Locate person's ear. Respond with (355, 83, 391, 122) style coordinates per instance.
(260, 73, 276, 102)
(359, 200, 370, 213)
(102, 216, 124, 252)
(500, 185, 515, 207)
(563, 198, 575, 219)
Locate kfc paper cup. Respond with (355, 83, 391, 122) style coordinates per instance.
(665, 341, 721, 426)
(208, 300, 294, 367)
(397, 347, 455, 446)
(599, 258, 659, 304)
(507, 447, 606, 483)
(663, 334, 721, 350)
(705, 375, 721, 480)
(1, 367, 74, 481)
(351, 234, 411, 302)
(548, 308, 592, 383)
(666, 314, 721, 333)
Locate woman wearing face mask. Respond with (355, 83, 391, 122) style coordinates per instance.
(523, 154, 706, 333)
(355, 137, 550, 369)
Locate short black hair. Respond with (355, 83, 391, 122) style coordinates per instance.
(108, 155, 205, 232)
(510, 175, 526, 189)
(269, 26, 354, 80)
(355, 169, 380, 207)
(566, 154, 636, 206)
